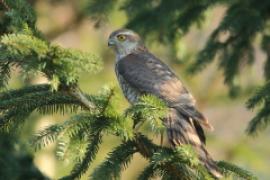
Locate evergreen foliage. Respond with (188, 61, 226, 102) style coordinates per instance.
(0, 0, 260, 179)
(0, 132, 49, 180)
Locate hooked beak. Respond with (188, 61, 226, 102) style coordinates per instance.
(108, 39, 115, 47)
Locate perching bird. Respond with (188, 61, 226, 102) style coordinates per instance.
(108, 29, 222, 178)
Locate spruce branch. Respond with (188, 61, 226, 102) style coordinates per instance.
(137, 164, 157, 180)
(246, 105, 270, 135)
(55, 129, 88, 161)
(0, 106, 34, 132)
(246, 81, 270, 134)
(0, 33, 102, 88)
(246, 81, 270, 109)
(90, 141, 137, 180)
(0, 132, 50, 180)
(60, 132, 102, 180)
(149, 144, 200, 179)
(134, 134, 158, 158)
(126, 95, 167, 134)
(31, 113, 97, 151)
(85, 0, 118, 27)
(217, 161, 257, 180)
(0, 84, 51, 101)
(31, 124, 63, 151)
(0, 61, 10, 88)
(31, 88, 117, 178)
(0, 91, 83, 130)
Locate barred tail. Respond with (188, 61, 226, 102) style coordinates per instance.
(164, 108, 222, 179)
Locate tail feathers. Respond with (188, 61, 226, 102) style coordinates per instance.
(176, 105, 214, 131)
(199, 146, 223, 179)
(164, 108, 222, 179)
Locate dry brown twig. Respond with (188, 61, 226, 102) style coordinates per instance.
(0, 0, 10, 11)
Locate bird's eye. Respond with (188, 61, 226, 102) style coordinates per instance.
(117, 34, 126, 41)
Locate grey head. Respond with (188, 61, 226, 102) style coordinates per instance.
(108, 29, 146, 59)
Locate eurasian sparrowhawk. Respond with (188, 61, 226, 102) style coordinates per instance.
(108, 29, 222, 178)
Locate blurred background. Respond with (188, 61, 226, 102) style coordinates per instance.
(6, 0, 270, 179)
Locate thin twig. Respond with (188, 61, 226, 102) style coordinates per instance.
(134, 134, 184, 177)
(0, 0, 10, 11)
(67, 85, 96, 110)
(100, 88, 114, 114)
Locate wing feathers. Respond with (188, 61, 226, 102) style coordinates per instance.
(117, 52, 213, 131)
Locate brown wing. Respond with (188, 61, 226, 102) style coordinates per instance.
(117, 52, 191, 104)
(117, 52, 213, 131)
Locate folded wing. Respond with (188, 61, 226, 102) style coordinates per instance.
(117, 52, 213, 134)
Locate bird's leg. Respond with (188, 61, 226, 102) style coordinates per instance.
(132, 113, 146, 132)
(160, 132, 164, 146)
(134, 120, 145, 132)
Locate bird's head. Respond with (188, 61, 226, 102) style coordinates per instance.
(108, 29, 145, 58)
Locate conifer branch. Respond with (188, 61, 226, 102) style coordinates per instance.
(60, 132, 102, 180)
(134, 134, 199, 179)
(217, 161, 257, 180)
(0, 91, 81, 129)
(246, 106, 270, 135)
(90, 141, 137, 180)
(31, 113, 98, 151)
(137, 164, 157, 180)
(0, 84, 51, 101)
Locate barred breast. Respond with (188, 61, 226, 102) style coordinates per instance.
(115, 63, 141, 104)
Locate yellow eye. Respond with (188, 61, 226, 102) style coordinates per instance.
(117, 34, 126, 41)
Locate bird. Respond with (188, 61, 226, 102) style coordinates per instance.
(108, 28, 222, 179)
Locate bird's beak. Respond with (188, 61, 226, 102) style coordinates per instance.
(108, 39, 115, 47)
